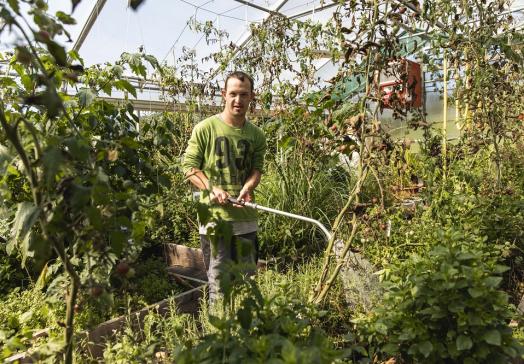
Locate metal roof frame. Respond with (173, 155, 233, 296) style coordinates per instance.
(72, 0, 107, 53)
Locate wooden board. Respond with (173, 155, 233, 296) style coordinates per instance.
(164, 243, 267, 281)
(84, 285, 204, 358)
(164, 244, 208, 281)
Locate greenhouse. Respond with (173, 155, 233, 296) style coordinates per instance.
(1, 0, 524, 362)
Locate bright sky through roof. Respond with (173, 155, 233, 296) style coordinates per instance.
(1, 0, 523, 83)
(47, 0, 333, 67)
(68, 0, 341, 64)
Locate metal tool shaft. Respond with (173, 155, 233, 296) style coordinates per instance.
(227, 197, 333, 242)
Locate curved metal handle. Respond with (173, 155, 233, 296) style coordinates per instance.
(195, 193, 333, 242)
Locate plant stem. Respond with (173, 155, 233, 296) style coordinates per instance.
(311, 167, 368, 302)
(442, 52, 448, 178)
(313, 213, 358, 304)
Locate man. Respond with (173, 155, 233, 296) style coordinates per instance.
(182, 71, 266, 302)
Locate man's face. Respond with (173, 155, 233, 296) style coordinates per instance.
(222, 77, 254, 118)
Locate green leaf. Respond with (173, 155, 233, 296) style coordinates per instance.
(484, 276, 502, 288)
(56, 11, 76, 25)
(456, 252, 475, 261)
(42, 146, 63, 186)
(10, 202, 41, 263)
(68, 49, 83, 65)
(0, 76, 17, 88)
(7, 0, 20, 14)
(237, 306, 252, 330)
(132, 220, 146, 242)
(281, 340, 297, 364)
(208, 315, 225, 330)
(115, 79, 137, 98)
(47, 41, 68, 67)
(467, 287, 484, 298)
(77, 88, 96, 107)
(64, 137, 90, 161)
(86, 206, 102, 230)
(24, 89, 62, 117)
(382, 343, 398, 355)
(109, 230, 126, 255)
(11, 202, 40, 244)
(419, 341, 433, 358)
(493, 265, 509, 274)
(70, 184, 91, 208)
(456, 335, 473, 351)
(21, 74, 33, 92)
(483, 330, 501, 346)
(0, 143, 13, 166)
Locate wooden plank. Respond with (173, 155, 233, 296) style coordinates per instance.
(164, 243, 267, 280)
(164, 243, 208, 280)
(4, 331, 51, 363)
(85, 285, 205, 358)
(4, 352, 32, 364)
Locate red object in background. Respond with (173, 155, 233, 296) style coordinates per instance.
(379, 59, 422, 109)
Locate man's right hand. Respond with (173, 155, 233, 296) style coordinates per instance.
(210, 186, 230, 205)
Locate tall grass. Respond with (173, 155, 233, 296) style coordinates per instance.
(257, 154, 353, 261)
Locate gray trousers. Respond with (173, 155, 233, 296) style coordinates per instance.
(200, 232, 258, 303)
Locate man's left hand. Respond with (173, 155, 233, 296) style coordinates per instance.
(236, 188, 253, 207)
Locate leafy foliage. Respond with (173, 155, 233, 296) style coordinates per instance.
(174, 262, 341, 364)
(356, 231, 523, 363)
(0, 286, 60, 360)
(0, 1, 167, 360)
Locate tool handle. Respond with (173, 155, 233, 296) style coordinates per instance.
(227, 196, 242, 205)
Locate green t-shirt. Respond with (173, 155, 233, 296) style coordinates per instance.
(182, 114, 266, 222)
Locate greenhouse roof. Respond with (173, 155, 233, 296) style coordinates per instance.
(60, 0, 524, 65)
(59, 0, 337, 67)
(1, 0, 523, 111)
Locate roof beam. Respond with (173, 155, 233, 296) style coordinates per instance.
(288, 1, 339, 20)
(233, 0, 290, 50)
(98, 96, 267, 115)
(232, 0, 283, 16)
(72, 0, 107, 52)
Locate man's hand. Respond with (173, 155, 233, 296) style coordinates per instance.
(210, 186, 230, 205)
(237, 187, 253, 205)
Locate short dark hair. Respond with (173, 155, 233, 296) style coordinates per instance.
(224, 71, 254, 92)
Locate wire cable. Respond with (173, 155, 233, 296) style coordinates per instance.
(178, 0, 255, 22)
(162, 1, 254, 63)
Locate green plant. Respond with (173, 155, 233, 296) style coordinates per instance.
(355, 229, 524, 363)
(0, 286, 61, 360)
(129, 256, 182, 304)
(102, 313, 160, 364)
(0, 2, 164, 360)
(257, 157, 350, 260)
(174, 261, 341, 364)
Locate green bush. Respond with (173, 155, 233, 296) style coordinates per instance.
(355, 230, 524, 363)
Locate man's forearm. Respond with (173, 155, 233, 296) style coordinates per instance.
(186, 168, 230, 204)
(242, 169, 262, 192)
(185, 168, 210, 190)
